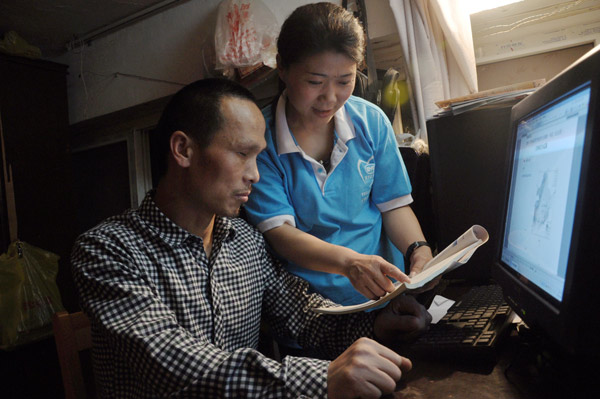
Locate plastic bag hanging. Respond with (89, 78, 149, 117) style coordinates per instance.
(0, 241, 65, 349)
(214, 0, 278, 70)
(0, 105, 65, 350)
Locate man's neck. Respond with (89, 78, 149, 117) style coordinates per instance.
(154, 180, 215, 255)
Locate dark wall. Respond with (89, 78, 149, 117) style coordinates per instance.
(0, 53, 74, 398)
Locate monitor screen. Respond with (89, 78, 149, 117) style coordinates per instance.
(500, 83, 591, 303)
(494, 44, 600, 361)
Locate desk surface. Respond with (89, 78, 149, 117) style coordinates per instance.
(391, 328, 599, 399)
(391, 332, 525, 398)
(387, 282, 597, 399)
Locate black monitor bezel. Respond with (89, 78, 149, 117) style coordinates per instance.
(501, 81, 591, 310)
(493, 44, 600, 355)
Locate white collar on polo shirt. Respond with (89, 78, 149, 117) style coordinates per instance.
(275, 90, 356, 156)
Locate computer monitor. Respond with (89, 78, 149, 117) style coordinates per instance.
(493, 44, 600, 358)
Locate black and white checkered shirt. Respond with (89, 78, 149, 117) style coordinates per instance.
(71, 192, 375, 398)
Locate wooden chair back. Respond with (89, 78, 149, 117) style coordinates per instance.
(52, 310, 94, 399)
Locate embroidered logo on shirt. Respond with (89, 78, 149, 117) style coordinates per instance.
(357, 156, 375, 185)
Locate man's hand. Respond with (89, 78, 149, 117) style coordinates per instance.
(373, 294, 432, 346)
(327, 337, 412, 399)
(345, 254, 410, 300)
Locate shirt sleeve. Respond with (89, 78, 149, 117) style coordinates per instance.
(71, 230, 342, 398)
(245, 145, 297, 233)
(259, 246, 377, 361)
(367, 105, 413, 211)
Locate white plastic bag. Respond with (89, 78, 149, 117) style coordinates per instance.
(214, 0, 278, 70)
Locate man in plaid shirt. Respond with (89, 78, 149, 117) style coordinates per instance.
(71, 78, 431, 398)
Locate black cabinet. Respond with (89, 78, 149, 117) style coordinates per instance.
(427, 103, 518, 283)
(0, 53, 75, 398)
(0, 54, 77, 309)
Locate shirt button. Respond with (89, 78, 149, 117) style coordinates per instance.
(319, 168, 324, 173)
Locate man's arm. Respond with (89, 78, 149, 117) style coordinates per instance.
(325, 294, 431, 398)
(261, 250, 430, 399)
(72, 231, 326, 398)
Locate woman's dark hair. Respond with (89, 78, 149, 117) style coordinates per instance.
(277, 2, 365, 70)
(154, 78, 257, 178)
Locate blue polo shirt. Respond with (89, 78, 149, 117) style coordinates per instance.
(245, 93, 413, 306)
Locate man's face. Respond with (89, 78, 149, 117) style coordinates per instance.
(190, 97, 266, 219)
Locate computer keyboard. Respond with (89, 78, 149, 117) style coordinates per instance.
(407, 284, 515, 363)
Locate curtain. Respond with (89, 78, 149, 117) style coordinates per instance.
(389, 0, 477, 143)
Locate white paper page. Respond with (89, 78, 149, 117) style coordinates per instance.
(312, 225, 488, 315)
(427, 295, 455, 324)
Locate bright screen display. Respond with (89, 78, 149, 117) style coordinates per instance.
(501, 83, 591, 302)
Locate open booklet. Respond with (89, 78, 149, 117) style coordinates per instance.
(312, 225, 489, 315)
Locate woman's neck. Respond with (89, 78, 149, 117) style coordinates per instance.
(286, 104, 335, 162)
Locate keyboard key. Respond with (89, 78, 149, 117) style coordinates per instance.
(407, 285, 515, 363)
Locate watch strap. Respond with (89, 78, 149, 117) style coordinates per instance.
(405, 241, 431, 262)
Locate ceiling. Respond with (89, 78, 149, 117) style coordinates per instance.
(470, 0, 600, 32)
(1, 0, 597, 60)
(0, 0, 185, 58)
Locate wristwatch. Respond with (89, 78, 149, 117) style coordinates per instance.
(405, 241, 431, 262)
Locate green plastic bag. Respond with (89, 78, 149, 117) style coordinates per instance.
(0, 241, 65, 349)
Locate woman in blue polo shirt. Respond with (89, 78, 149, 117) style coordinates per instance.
(245, 2, 433, 307)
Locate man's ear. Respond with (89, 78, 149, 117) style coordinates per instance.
(170, 130, 194, 168)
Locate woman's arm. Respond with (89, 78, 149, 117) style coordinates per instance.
(264, 223, 410, 299)
(381, 205, 433, 277)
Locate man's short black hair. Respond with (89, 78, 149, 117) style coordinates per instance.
(154, 78, 257, 178)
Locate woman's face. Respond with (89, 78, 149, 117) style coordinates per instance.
(279, 51, 357, 129)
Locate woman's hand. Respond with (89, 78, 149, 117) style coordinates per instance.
(406, 244, 440, 294)
(407, 245, 433, 277)
(344, 254, 410, 300)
